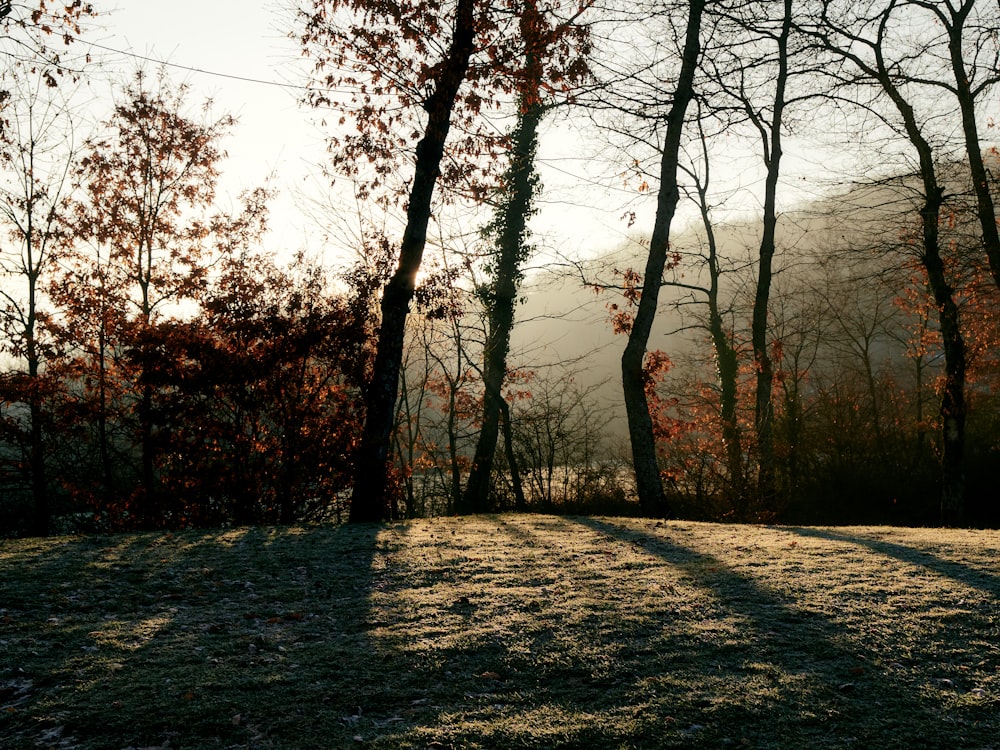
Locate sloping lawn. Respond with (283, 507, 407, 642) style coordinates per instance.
(1, 515, 998, 749)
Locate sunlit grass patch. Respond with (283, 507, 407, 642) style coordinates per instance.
(1, 516, 998, 748)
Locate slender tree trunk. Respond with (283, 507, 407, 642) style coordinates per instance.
(97, 327, 113, 501)
(28, 358, 48, 537)
(392, 364, 419, 517)
(26, 226, 48, 536)
(499, 397, 527, 510)
(751, 254, 777, 510)
(446, 365, 462, 514)
(692, 151, 745, 506)
(710, 298, 743, 505)
(781, 378, 802, 496)
(139, 381, 155, 520)
(135, 311, 157, 524)
(920, 208, 966, 525)
(462, 97, 543, 515)
(814, 0, 969, 522)
(350, 0, 478, 523)
(860, 345, 888, 461)
(750, 0, 791, 513)
(882, 62, 967, 523)
(946, 1, 1000, 291)
(135, 255, 157, 525)
(622, 0, 705, 517)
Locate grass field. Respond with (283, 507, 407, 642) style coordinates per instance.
(1, 515, 998, 749)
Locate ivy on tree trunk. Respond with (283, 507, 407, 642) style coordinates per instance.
(462, 98, 543, 515)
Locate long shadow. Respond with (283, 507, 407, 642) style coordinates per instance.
(0, 524, 385, 749)
(783, 525, 1000, 597)
(562, 516, 997, 749)
(7, 518, 996, 748)
(339, 514, 994, 748)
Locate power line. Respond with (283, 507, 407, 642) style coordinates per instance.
(82, 40, 625, 196)
(84, 39, 310, 92)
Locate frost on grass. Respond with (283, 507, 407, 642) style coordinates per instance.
(0, 517, 997, 749)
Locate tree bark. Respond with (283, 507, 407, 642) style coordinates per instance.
(872, 17, 967, 523)
(622, 0, 705, 517)
(921, 200, 966, 525)
(750, 0, 792, 513)
(945, 0, 1000, 291)
(350, 0, 478, 523)
(462, 97, 543, 515)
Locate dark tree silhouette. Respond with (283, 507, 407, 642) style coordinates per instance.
(810, 0, 969, 522)
(622, 0, 706, 516)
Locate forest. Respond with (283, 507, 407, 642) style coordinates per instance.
(1, 0, 999, 537)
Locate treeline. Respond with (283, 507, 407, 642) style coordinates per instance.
(2, 249, 369, 533)
(654, 209, 1000, 526)
(3, 0, 1000, 536)
(0, 56, 372, 534)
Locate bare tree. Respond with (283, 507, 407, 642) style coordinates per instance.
(744, 0, 793, 509)
(917, 0, 1000, 291)
(0, 71, 80, 535)
(620, 0, 707, 516)
(664, 104, 748, 507)
(808, 0, 970, 521)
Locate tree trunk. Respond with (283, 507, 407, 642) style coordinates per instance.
(882, 60, 967, 523)
(462, 97, 543, 515)
(26, 279, 49, 537)
(446, 363, 463, 514)
(499, 396, 527, 510)
(750, 0, 791, 513)
(97, 324, 114, 506)
(350, 0, 478, 523)
(710, 301, 743, 505)
(29, 382, 48, 537)
(922, 216, 966, 525)
(814, 0, 970, 522)
(622, 0, 705, 517)
(138, 380, 156, 523)
(691, 146, 745, 507)
(946, 1, 1000, 291)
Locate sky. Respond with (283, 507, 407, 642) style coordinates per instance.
(86, 1, 335, 259)
(76, 2, 844, 284)
(81, 1, 636, 269)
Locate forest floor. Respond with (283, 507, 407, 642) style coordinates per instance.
(1, 515, 998, 749)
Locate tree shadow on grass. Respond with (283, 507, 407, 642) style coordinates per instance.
(558, 517, 998, 749)
(3, 517, 997, 749)
(0, 524, 385, 749)
(329, 515, 995, 749)
(782, 525, 1000, 597)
